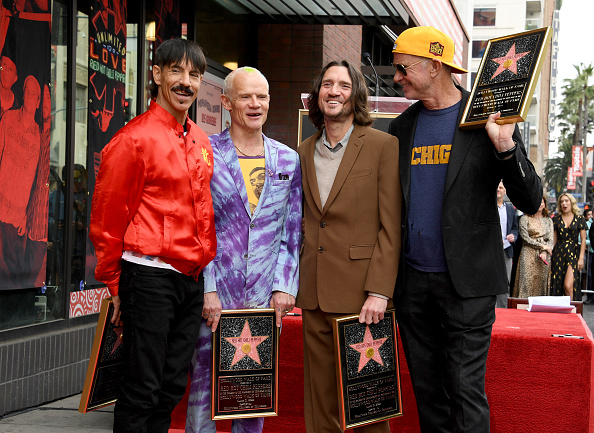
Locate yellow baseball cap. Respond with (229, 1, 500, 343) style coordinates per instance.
(392, 26, 468, 74)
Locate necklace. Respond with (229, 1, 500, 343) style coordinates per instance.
(234, 143, 264, 157)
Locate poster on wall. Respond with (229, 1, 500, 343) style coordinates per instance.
(145, 0, 181, 113)
(196, 72, 224, 136)
(155, 0, 181, 45)
(86, 0, 127, 287)
(0, 2, 51, 290)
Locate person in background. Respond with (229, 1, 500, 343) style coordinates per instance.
(513, 196, 553, 298)
(89, 39, 216, 433)
(47, 164, 87, 286)
(497, 181, 518, 307)
(550, 193, 587, 300)
(581, 208, 593, 303)
(388, 26, 542, 433)
(185, 66, 302, 433)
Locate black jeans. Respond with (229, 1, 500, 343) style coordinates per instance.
(113, 261, 204, 433)
(395, 263, 496, 433)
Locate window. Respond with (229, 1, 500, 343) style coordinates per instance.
(0, 0, 68, 330)
(474, 8, 496, 26)
(75, 84, 87, 123)
(472, 41, 488, 59)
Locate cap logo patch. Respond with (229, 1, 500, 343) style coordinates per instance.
(429, 42, 444, 57)
(393, 43, 397, 50)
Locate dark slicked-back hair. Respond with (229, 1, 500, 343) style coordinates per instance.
(149, 38, 207, 98)
(307, 60, 372, 130)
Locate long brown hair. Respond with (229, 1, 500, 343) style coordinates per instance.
(307, 60, 372, 130)
(541, 195, 549, 218)
(556, 193, 580, 216)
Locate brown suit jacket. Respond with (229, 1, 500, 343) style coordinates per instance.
(297, 124, 402, 313)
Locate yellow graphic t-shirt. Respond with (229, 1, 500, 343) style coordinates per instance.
(238, 156, 266, 214)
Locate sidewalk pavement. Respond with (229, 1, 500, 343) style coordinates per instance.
(0, 394, 113, 432)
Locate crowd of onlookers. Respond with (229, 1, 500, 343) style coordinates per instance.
(507, 192, 593, 304)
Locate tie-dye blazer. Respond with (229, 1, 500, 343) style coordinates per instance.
(203, 128, 302, 308)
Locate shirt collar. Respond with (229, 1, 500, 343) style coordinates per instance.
(322, 123, 354, 153)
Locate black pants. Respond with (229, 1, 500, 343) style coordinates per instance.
(395, 263, 496, 433)
(114, 261, 204, 433)
(578, 247, 594, 302)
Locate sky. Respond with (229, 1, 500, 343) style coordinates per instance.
(550, 0, 594, 155)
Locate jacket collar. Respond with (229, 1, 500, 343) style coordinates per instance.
(149, 101, 188, 135)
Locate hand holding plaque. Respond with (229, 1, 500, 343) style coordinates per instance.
(460, 27, 552, 129)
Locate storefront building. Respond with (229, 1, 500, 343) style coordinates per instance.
(0, 0, 468, 416)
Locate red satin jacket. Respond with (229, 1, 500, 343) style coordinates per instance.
(89, 102, 216, 295)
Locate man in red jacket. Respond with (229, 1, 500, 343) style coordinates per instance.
(89, 38, 216, 433)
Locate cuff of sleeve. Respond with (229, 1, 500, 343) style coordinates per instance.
(108, 285, 119, 297)
(494, 141, 517, 160)
(272, 284, 299, 298)
(368, 292, 389, 300)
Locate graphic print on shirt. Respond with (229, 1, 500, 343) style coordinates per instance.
(411, 144, 451, 165)
(239, 156, 265, 214)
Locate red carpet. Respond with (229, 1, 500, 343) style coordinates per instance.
(171, 309, 594, 433)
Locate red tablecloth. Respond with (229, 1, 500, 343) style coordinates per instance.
(171, 308, 594, 433)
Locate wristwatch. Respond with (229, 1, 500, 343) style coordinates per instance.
(495, 141, 517, 160)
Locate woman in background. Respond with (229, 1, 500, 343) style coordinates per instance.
(550, 193, 587, 300)
(513, 196, 553, 298)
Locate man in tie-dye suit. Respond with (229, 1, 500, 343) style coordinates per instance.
(185, 67, 302, 433)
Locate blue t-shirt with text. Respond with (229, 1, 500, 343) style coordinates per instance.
(406, 101, 461, 272)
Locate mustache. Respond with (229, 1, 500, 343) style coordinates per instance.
(172, 85, 194, 95)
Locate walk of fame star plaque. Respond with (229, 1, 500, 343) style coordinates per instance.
(332, 310, 402, 430)
(460, 27, 552, 130)
(212, 309, 279, 420)
(79, 298, 125, 413)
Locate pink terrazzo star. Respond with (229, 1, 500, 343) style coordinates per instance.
(225, 320, 269, 367)
(490, 43, 530, 79)
(110, 325, 123, 355)
(349, 325, 388, 372)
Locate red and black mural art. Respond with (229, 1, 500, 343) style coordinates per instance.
(85, 0, 127, 287)
(0, 0, 51, 290)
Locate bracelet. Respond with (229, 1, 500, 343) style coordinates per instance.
(495, 142, 517, 160)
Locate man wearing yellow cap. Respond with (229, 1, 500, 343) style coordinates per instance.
(388, 26, 542, 432)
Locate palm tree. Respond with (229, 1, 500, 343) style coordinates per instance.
(544, 139, 573, 198)
(544, 63, 594, 198)
(558, 64, 594, 143)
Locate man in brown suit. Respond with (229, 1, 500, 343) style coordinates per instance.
(297, 60, 401, 433)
